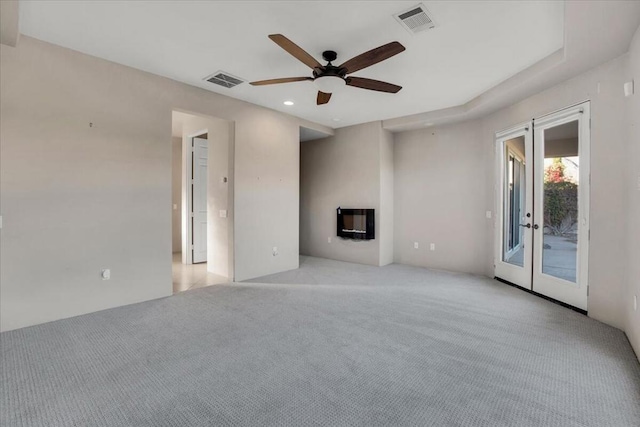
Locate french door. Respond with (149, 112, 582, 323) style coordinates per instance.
(495, 122, 534, 289)
(495, 102, 590, 311)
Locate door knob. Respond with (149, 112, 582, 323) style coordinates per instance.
(520, 223, 531, 228)
(533, 224, 540, 230)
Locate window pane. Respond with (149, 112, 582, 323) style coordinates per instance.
(542, 121, 579, 282)
(503, 137, 525, 267)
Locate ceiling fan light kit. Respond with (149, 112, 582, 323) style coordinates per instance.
(314, 76, 346, 93)
(250, 34, 405, 105)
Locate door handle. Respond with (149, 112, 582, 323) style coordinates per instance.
(519, 223, 531, 228)
(533, 224, 540, 230)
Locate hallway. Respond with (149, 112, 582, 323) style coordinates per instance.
(172, 253, 229, 293)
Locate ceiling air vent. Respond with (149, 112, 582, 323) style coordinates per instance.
(394, 3, 436, 34)
(204, 71, 244, 89)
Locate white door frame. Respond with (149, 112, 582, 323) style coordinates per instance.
(532, 101, 590, 311)
(181, 129, 208, 265)
(494, 122, 534, 290)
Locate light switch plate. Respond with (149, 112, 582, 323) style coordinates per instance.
(624, 80, 634, 97)
(219, 210, 227, 218)
(414, 242, 419, 249)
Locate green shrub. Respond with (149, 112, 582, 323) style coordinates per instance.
(544, 181, 578, 235)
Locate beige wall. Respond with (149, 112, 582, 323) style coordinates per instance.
(625, 25, 640, 358)
(394, 120, 491, 275)
(207, 121, 234, 279)
(234, 113, 300, 280)
(299, 122, 393, 267)
(0, 36, 331, 331)
(300, 122, 382, 266)
(171, 137, 182, 253)
(379, 128, 394, 266)
(0, 0, 19, 47)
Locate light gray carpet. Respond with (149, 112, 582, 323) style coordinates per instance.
(2, 256, 639, 426)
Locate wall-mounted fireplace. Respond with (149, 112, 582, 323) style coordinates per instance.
(336, 207, 375, 240)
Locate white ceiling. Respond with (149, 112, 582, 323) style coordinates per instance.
(19, 1, 564, 129)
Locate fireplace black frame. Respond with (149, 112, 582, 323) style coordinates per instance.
(336, 207, 375, 240)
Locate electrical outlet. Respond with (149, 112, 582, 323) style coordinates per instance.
(272, 246, 278, 256)
(486, 211, 492, 219)
(219, 210, 227, 218)
(328, 237, 332, 243)
(430, 243, 435, 251)
(101, 269, 111, 280)
(173, 204, 177, 210)
(414, 242, 419, 249)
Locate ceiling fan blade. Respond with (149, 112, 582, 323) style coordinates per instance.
(268, 34, 322, 70)
(346, 77, 402, 93)
(338, 41, 405, 74)
(317, 91, 332, 105)
(250, 77, 313, 86)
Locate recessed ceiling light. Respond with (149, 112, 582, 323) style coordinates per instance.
(333, 118, 341, 122)
(283, 100, 294, 106)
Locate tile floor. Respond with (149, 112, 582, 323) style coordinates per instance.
(172, 253, 229, 293)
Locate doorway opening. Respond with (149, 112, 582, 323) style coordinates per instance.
(494, 102, 590, 311)
(171, 110, 235, 293)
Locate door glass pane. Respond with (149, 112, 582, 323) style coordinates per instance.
(503, 137, 526, 267)
(542, 121, 579, 282)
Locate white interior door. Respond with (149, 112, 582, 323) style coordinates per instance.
(495, 123, 534, 289)
(192, 137, 208, 263)
(532, 102, 590, 311)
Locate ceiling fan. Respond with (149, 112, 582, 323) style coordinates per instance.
(250, 34, 406, 105)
